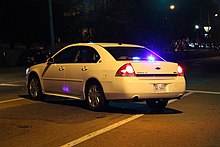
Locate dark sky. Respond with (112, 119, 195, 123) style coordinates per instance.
(0, 0, 219, 48)
(213, 0, 220, 7)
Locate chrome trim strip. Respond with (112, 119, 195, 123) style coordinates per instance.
(136, 74, 177, 77)
(43, 78, 83, 82)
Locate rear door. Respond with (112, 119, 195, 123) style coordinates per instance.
(64, 46, 100, 97)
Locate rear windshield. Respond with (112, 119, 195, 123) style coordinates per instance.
(104, 47, 164, 61)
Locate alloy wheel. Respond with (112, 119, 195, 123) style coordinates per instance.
(28, 76, 42, 99)
(88, 85, 101, 108)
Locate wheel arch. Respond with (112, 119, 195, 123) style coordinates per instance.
(83, 78, 105, 100)
(28, 71, 44, 92)
(28, 71, 40, 81)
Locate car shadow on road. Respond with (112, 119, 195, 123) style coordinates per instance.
(107, 101, 183, 115)
(19, 95, 183, 115)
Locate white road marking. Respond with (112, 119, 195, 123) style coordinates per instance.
(61, 91, 195, 147)
(0, 98, 25, 104)
(61, 114, 144, 147)
(168, 91, 194, 104)
(187, 90, 220, 95)
(0, 89, 218, 146)
(6, 80, 25, 84)
(0, 83, 23, 87)
(0, 81, 25, 87)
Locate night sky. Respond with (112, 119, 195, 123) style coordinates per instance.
(213, 0, 220, 7)
(0, 0, 219, 50)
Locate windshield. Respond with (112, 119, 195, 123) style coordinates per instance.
(104, 47, 164, 61)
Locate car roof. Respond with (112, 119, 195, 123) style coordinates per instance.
(71, 43, 145, 48)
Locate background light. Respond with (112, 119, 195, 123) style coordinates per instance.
(204, 26, 211, 32)
(170, 4, 175, 10)
(195, 25, 200, 29)
(132, 57, 140, 60)
(147, 55, 155, 62)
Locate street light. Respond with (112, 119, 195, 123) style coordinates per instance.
(203, 26, 212, 33)
(170, 4, 175, 10)
(202, 12, 218, 40)
(195, 25, 200, 30)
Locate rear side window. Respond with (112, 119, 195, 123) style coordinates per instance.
(104, 47, 164, 61)
(74, 46, 100, 63)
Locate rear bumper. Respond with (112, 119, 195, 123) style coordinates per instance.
(101, 76, 186, 100)
(105, 92, 184, 101)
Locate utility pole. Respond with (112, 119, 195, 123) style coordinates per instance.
(48, 0, 56, 55)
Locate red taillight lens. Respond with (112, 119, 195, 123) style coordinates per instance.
(178, 65, 184, 75)
(115, 63, 136, 76)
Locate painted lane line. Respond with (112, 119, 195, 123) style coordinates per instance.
(61, 114, 144, 147)
(168, 91, 194, 104)
(0, 80, 25, 87)
(0, 83, 23, 87)
(186, 90, 220, 95)
(0, 98, 25, 104)
(5, 80, 25, 84)
(62, 91, 193, 147)
(183, 91, 194, 97)
(0, 90, 194, 146)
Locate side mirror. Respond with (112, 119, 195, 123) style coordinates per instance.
(47, 58, 54, 64)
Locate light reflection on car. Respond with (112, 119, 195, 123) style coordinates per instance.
(26, 43, 186, 111)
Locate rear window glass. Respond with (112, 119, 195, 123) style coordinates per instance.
(104, 47, 164, 61)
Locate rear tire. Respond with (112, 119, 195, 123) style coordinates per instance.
(85, 82, 107, 111)
(146, 99, 168, 110)
(28, 75, 43, 100)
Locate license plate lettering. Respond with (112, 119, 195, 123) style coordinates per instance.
(154, 84, 166, 92)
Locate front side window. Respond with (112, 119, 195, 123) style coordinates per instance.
(53, 47, 79, 63)
(104, 47, 164, 62)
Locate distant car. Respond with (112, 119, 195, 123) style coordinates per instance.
(26, 43, 186, 111)
(17, 49, 49, 66)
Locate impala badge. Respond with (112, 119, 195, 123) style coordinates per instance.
(155, 67, 161, 70)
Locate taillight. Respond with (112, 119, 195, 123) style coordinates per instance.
(178, 65, 184, 75)
(115, 63, 136, 77)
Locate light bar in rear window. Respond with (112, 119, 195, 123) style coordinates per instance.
(104, 47, 164, 61)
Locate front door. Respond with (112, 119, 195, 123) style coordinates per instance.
(43, 46, 79, 95)
(42, 63, 65, 94)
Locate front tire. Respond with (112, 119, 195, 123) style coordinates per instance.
(85, 82, 107, 111)
(28, 75, 43, 100)
(146, 99, 168, 110)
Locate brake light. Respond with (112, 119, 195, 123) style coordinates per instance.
(115, 63, 136, 76)
(178, 65, 184, 75)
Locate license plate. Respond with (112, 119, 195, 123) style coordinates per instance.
(154, 84, 166, 92)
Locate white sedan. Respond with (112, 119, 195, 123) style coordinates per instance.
(26, 43, 186, 111)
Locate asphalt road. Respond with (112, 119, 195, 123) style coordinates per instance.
(0, 57, 220, 147)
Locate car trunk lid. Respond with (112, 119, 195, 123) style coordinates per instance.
(131, 61, 178, 79)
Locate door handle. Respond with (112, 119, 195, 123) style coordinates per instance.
(59, 66, 65, 71)
(81, 66, 88, 71)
